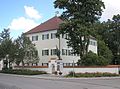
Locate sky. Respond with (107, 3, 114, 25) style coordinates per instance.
(0, 0, 120, 39)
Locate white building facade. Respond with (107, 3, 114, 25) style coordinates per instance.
(25, 16, 97, 66)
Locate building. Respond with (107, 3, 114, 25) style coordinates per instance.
(25, 16, 97, 66)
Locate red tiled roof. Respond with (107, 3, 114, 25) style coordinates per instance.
(25, 16, 63, 34)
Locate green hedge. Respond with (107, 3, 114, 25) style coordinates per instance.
(0, 69, 47, 75)
(66, 71, 119, 77)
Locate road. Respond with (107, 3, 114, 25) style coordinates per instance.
(0, 73, 120, 89)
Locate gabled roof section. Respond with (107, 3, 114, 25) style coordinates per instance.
(25, 16, 63, 34)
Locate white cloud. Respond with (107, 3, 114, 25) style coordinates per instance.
(101, 0, 120, 21)
(8, 5, 42, 32)
(8, 17, 38, 32)
(24, 6, 42, 20)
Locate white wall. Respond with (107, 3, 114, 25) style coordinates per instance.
(27, 30, 59, 65)
(62, 67, 119, 75)
(27, 30, 80, 65)
(0, 60, 3, 70)
(26, 30, 97, 65)
(15, 66, 120, 75)
(88, 39, 97, 54)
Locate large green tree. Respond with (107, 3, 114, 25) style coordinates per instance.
(0, 29, 17, 69)
(99, 14, 120, 64)
(15, 34, 39, 66)
(54, 0, 105, 60)
(91, 22, 113, 64)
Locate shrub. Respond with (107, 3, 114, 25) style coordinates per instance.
(0, 69, 47, 75)
(80, 51, 98, 66)
(66, 71, 76, 77)
(66, 72, 119, 77)
(79, 51, 110, 66)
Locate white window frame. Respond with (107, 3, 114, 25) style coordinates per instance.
(90, 41, 96, 46)
(51, 49, 57, 55)
(42, 34, 49, 40)
(42, 49, 49, 56)
(32, 35, 38, 41)
(51, 33, 56, 39)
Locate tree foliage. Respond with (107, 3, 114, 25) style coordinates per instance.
(54, 0, 105, 59)
(0, 29, 17, 69)
(79, 51, 109, 66)
(97, 40, 113, 64)
(95, 14, 120, 64)
(0, 28, 10, 43)
(0, 29, 39, 69)
(15, 34, 39, 66)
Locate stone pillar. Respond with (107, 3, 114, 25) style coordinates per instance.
(57, 60, 63, 75)
(48, 59, 57, 74)
(0, 60, 3, 70)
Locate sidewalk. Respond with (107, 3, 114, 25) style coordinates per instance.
(19, 74, 120, 80)
(0, 73, 120, 80)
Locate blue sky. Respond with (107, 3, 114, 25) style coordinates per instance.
(0, 0, 120, 39)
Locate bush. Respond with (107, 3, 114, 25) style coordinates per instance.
(66, 72, 119, 77)
(79, 51, 110, 66)
(0, 69, 47, 75)
(66, 71, 76, 77)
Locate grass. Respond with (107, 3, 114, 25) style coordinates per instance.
(0, 69, 47, 75)
(65, 71, 120, 78)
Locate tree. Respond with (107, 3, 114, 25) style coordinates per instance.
(91, 22, 113, 64)
(97, 40, 113, 64)
(79, 51, 109, 66)
(15, 34, 39, 66)
(0, 28, 17, 69)
(97, 14, 120, 64)
(54, 0, 105, 60)
(0, 28, 10, 43)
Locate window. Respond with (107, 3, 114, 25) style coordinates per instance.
(42, 50, 49, 56)
(51, 49, 57, 55)
(42, 34, 49, 40)
(62, 49, 67, 55)
(62, 34, 69, 39)
(68, 50, 71, 56)
(90, 41, 96, 46)
(51, 33, 56, 39)
(32, 35, 38, 41)
(62, 34, 64, 38)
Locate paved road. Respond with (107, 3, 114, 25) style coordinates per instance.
(0, 73, 120, 89)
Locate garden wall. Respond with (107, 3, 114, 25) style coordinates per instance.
(63, 65, 120, 75)
(0, 60, 3, 70)
(14, 65, 120, 75)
